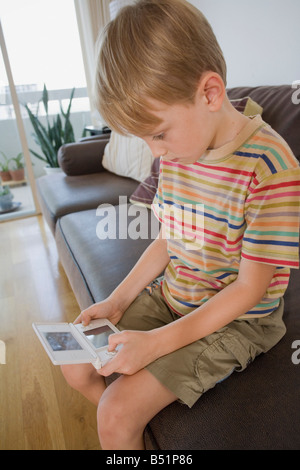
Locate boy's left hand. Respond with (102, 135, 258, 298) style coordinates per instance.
(97, 330, 157, 377)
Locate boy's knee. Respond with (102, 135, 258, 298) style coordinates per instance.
(60, 364, 90, 391)
(97, 395, 120, 439)
(60, 364, 78, 388)
(97, 394, 137, 447)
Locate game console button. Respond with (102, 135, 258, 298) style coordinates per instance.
(105, 349, 117, 357)
(93, 357, 102, 369)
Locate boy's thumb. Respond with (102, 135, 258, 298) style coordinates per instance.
(108, 333, 121, 352)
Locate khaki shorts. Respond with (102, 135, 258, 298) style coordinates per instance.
(116, 288, 286, 408)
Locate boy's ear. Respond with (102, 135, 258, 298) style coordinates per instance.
(197, 72, 225, 111)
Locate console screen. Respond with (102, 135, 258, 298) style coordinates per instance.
(44, 332, 83, 351)
(83, 325, 114, 349)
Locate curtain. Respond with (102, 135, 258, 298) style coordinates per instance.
(74, 0, 111, 126)
(74, 0, 136, 126)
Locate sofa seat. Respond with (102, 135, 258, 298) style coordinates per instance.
(56, 205, 158, 310)
(37, 171, 139, 235)
(144, 333, 300, 450)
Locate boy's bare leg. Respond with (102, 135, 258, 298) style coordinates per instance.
(61, 363, 106, 406)
(97, 368, 177, 450)
(61, 364, 177, 449)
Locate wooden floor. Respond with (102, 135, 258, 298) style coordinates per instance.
(0, 215, 101, 450)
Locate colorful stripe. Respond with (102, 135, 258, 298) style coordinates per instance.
(152, 116, 300, 318)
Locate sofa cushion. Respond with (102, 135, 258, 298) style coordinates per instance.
(55, 205, 159, 310)
(129, 158, 160, 208)
(102, 132, 154, 182)
(37, 171, 139, 235)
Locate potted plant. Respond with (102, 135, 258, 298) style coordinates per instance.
(0, 185, 14, 211)
(0, 152, 12, 182)
(9, 152, 25, 181)
(24, 84, 76, 173)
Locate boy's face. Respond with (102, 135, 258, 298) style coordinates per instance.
(140, 96, 217, 164)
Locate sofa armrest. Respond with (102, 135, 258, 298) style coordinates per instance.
(58, 136, 110, 176)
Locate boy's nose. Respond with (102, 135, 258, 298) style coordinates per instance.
(148, 142, 167, 159)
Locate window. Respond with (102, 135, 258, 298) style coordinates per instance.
(0, 0, 91, 221)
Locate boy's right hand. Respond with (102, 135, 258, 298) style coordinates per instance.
(74, 296, 123, 327)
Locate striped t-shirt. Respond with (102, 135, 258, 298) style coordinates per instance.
(152, 115, 300, 318)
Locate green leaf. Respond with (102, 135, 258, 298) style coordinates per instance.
(42, 84, 48, 115)
(0, 151, 11, 171)
(65, 87, 75, 118)
(53, 115, 63, 153)
(11, 152, 24, 169)
(64, 118, 75, 143)
(29, 149, 48, 163)
(24, 103, 56, 165)
(56, 114, 62, 137)
(23, 85, 76, 168)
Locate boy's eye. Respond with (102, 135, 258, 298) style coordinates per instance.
(152, 133, 165, 141)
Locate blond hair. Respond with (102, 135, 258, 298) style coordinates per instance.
(95, 0, 227, 135)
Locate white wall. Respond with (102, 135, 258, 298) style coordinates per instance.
(189, 0, 300, 88)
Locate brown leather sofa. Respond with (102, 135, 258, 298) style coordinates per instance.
(36, 85, 300, 449)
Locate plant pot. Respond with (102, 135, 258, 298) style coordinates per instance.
(0, 170, 12, 182)
(0, 194, 14, 211)
(44, 165, 63, 175)
(10, 168, 25, 181)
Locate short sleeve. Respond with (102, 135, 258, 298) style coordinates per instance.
(242, 168, 300, 268)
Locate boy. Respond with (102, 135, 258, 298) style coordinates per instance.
(61, 0, 300, 450)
